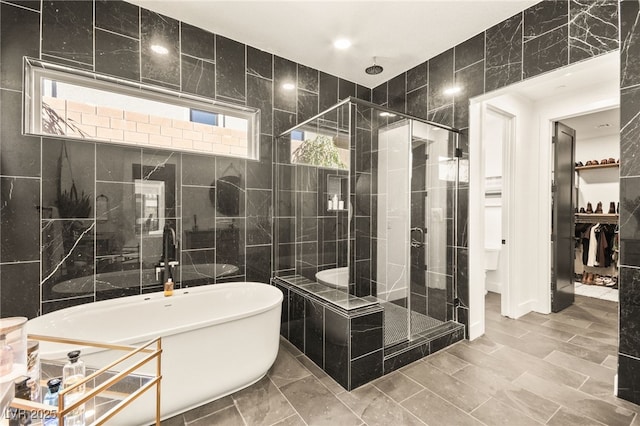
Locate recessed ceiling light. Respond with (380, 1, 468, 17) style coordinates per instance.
(282, 82, 295, 91)
(333, 38, 352, 50)
(150, 44, 169, 55)
(380, 112, 396, 117)
(443, 87, 461, 95)
(596, 123, 611, 128)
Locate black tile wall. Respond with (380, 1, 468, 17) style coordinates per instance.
(0, 2, 39, 90)
(455, 33, 485, 72)
(350, 311, 383, 359)
(96, 29, 141, 81)
(274, 56, 297, 113)
(324, 306, 350, 389)
(351, 350, 383, 389)
(0, 0, 365, 320)
(140, 9, 180, 88)
(42, 0, 94, 66)
(216, 35, 246, 101)
(523, 0, 568, 39)
(485, 13, 524, 92)
(1, 177, 40, 263)
(181, 55, 216, 98)
(0, 262, 40, 318)
(304, 298, 324, 366)
(428, 49, 454, 112)
(621, 0, 640, 401)
(298, 65, 319, 93)
(618, 353, 640, 403)
(0, 90, 41, 178)
(247, 46, 273, 80)
(569, 0, 619, 64)
(523, 25, 569, 79)
(95, 0, 139, 39)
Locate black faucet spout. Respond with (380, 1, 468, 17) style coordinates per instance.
(156, 224, 178, 283)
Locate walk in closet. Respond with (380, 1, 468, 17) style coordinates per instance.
(565, 109, 619, 302)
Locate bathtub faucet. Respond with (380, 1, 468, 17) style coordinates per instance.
(156, 224, 179, 285)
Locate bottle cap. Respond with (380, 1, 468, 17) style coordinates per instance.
(47, 378, 62, 392)
(67, 350, 81, 362)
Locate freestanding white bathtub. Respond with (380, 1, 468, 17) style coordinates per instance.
(27, 282, 282, 425)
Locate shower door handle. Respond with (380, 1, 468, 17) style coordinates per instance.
(410, 227, 425, 248)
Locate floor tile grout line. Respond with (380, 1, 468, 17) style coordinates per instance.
(267, 413, 306, 426)
(544, 406, 562, 425)
(231, 398, 249, 426)
(372, 378, 424, 408)
(183, 399, 235, 424)
(266, 374, 309, 426)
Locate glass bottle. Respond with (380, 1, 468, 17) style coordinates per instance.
(62, 351, 85, 426)
(43, 378, 62, 426)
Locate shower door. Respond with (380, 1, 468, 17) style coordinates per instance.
(375, 117, 457, 347)
(409, 121, 456, 336)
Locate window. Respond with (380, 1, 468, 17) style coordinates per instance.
(190, 109, 219, 126)
(24, 58, 260, 160)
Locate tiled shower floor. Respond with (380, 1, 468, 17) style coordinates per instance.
(381, 302, 444, 347)
(160, 292, 636, 425)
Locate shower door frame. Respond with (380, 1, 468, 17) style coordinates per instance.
(277, 97, 462, 344)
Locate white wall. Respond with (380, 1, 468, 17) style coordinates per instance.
(575, 133, 619, 211)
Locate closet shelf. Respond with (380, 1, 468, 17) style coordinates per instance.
(575, 163, 619, 171)
(575, 213, 619, 224)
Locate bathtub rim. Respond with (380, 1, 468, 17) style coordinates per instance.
(315, 267, 349, 289)
(28, 282, 283, 359)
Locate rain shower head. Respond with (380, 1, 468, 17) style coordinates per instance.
(365, 57, 383, 75)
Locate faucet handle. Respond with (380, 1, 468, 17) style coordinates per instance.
(168, 261, 179, 267)
(155, 263, 164, 280)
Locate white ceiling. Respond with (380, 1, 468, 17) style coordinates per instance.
(561, 107, 619, 140)
(129, 0, 540, 88)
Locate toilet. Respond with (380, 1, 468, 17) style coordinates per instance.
(484, 246, 502, 293)
(485, 247, 501, 271)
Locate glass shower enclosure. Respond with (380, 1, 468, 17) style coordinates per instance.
(274, 97, 461, 349)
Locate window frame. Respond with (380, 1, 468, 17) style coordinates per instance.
(23, 57, 260, 160)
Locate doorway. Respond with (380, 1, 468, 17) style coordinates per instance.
(468, 52, 619, 340)
(481, 106, 513, 318)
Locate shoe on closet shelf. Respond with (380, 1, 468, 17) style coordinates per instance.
(585, 160, 593, 166)
(586, 202, 594, 214)
(586, 272, 594, 285)
(595, 202, 603, 214)
(601, 158, 609, 164)
(592, 160, 600, 165)
(608, 158, 615, 164)
(581, 273, 588, 284)
(579, 207, 586, 213)
(603, 276, 616, 287)
(608, 202, 616, 214)
(576, 161, 584, 167)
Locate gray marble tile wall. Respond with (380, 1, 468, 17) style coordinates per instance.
(0, 0, 368, 319)
(619, 0, 640, 406)
(376, 0, 640, 405)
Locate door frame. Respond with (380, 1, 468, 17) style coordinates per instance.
(468, 69, 619, 341)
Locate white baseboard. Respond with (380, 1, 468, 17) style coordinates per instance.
(469, 319, 484, 341)
(485, 282, 502, 294)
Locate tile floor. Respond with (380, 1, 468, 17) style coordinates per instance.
(161, 292, 638, 425)
(575, 281, 619, 302)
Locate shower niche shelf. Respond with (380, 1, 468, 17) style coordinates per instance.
(326, 174, 348, 212)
